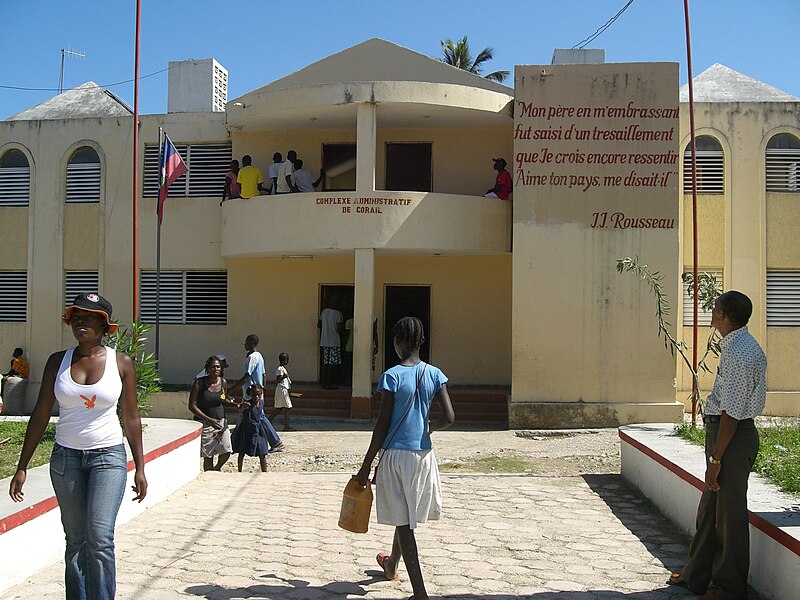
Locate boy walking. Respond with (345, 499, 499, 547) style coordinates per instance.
(229, 334, 285, 452)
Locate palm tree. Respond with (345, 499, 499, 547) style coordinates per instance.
(440, 36, 509, 83)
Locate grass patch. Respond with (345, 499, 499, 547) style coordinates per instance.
(674, 420, 800, 495)
(0, 421, 56, 479)
(440, 454, 538, 473)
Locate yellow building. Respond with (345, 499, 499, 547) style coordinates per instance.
(1, 40, 797, 423)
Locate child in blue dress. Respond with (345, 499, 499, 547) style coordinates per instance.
(231, 384, 271, 472)
(357, 316, 455, 600)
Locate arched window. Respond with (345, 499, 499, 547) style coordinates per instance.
(766, 133, 800, 192)
(0, 149, 31, 207)
(66, 146, 101, 203)
(683, 136, 724, 194)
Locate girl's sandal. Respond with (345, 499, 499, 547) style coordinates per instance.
(376, 552, 399, 581)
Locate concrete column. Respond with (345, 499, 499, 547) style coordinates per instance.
(356, 103, 376, 192)
(351, 248, 375, 419)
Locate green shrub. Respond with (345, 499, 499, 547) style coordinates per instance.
(104, 320, 161, 415)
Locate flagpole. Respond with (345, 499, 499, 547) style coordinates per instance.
(156, 126, 163, 363)
(132, 0, 142, 319)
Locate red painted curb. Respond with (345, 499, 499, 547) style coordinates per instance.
(619, 429, 800, 558)
(0, 426, 201, 537)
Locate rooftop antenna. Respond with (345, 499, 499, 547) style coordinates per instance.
(59, 48, 86, 94)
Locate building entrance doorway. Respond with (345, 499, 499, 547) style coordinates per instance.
(318, 285, 354, 386)
(384, 285, 431, 371)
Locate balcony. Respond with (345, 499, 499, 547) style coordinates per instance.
(220, 191, 510, 257)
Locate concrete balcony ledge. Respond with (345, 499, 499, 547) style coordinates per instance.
(0, 418, 201, 593)
(221, 191, 510, 257)
(620, 423, 800, 600)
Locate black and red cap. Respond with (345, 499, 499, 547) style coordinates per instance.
(62, 292, 118, 333)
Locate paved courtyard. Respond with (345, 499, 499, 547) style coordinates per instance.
(4, 467, 738, 599)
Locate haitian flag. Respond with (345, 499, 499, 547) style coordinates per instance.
(157, 133, 188, 223)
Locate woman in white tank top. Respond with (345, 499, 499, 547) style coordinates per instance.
(9, 293, 147, 600)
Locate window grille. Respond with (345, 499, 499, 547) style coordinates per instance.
(186, 271, 227, 324)
(0, 271, 27, 321)
(143, 143, 231, 198)
(66, 147, 101, 203)
(140, 270, 226, 325)
(766, 133, 800, 193)
(64, 271, 99, 309)
(682, 269, 722, 327)
(767, 270, 800, 326)
(0, 149, 30, 207)
(683, 136, 724, 195)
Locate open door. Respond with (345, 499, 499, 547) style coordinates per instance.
(318, 284, 354, 385)
(384, 285, 431, 371)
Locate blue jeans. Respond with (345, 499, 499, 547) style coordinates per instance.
(50, 443, 127, 600)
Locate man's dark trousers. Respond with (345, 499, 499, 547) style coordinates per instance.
(681, 418, 759, 599)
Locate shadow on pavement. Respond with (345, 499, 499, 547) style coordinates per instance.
(184, 581, 686, 598)
(582, 473, 762, 600)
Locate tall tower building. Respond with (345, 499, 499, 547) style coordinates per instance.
(167, 58, 228, 113)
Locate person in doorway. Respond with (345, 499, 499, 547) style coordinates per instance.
(237, 155, 265, 199)
(290, 159, 324, 192)
(268, 152, 282, 194)
(356, 316, 455, 600)
(318, 296, 344, 389)
(188, 355, 241, 471)
(5, 347, 29, 378)
(221, 159, 241, 205)
(269, 352, 295, 431)
(668, 291, 766, 600)
(276, 150, 297, 193)
(484, 157, 512, 200)
(9, 292, 147, 600)
(228, 334, 285, 452)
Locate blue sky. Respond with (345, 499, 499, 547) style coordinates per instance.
(1, 0, 798, 120)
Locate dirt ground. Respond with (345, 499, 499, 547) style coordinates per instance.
(217, 419, 622, 476)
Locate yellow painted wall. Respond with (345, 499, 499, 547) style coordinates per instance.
(63, 204, 100, 269)
(766, 193, 800, 268)
(677, 104, 800, 418)
(375, 127, 510, 196)
(0, 208, 28, 267)
(682, 196, 725, 267)
(228, 126, 510, 199)
(375, 255, 512, 385)
(149, 254, 511, 385)
(767, 328, 800, 390)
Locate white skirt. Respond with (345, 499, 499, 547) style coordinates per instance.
(376, 448, 441, 529)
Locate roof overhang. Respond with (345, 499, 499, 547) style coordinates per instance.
(225, 81, 513, 131)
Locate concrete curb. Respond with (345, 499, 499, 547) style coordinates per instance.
(0, 418, 201, 593)
(620, 423, 800, 600)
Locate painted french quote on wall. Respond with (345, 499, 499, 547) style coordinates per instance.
(513, 63, 679, 229)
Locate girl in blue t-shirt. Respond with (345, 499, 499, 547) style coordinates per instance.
(356, 316, 455, 600)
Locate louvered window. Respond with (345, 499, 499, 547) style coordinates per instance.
(143, 142, 231, 198)
(66, 147, 101, 203)
(683, 136, 724, 194)
(766, 133, 800, 193)
(682, 269, 722, 326)
(0, 271, 27, 322)
(140, 270, 227, 325)
(64, 271, 99, 309)
(0, 149, 30, 207)
(767, 271, 800, 326)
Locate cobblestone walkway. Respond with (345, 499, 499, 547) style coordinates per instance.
(5, 471, 757, 599)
